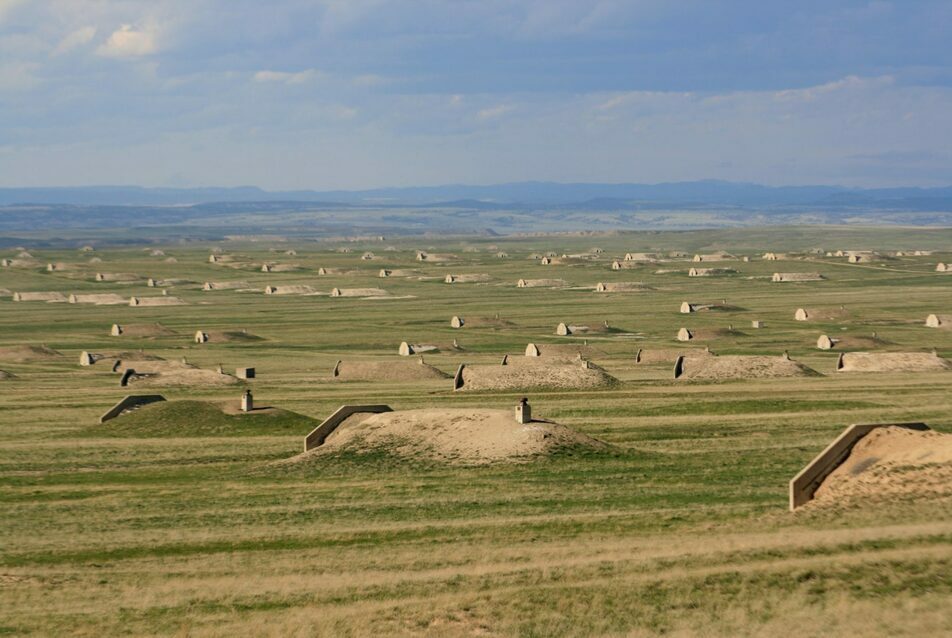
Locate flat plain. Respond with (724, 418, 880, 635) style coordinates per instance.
(1, 226, 951, 636)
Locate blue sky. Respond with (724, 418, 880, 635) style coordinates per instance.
(1, 0, 951, 189)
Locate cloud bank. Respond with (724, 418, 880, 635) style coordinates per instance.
(0, 0, 950, 188)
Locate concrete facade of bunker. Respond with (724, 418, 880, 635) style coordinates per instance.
(99, 395, 167, 423)
(304, 405, 394, 451)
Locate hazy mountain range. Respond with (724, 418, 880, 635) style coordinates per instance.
(2, 181, 951, 243)
(3, 180, 952, 209)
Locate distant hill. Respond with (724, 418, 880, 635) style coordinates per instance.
(2, 180, 952, 209)
(2, 180, 951, 241)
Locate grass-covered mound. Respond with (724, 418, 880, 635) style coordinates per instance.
(204, 329, 264, 343)
(89, 400, 320, 437)
(0, 344, 62, 362)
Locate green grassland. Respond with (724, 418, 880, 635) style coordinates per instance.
(1, 226, 951, 636)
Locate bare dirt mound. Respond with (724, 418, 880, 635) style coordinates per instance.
(95, 273, 141, 282)
(523, 343, 608, 359)
(13, 292, 68, 302)
(333, 359, 451, 381)
(458, 358, 617, 391)
(69, 293, 128, 305)
(811, 426, 952, 507)
(46, 262, 80, 271)
(445, 273, 492, 283)
(265, 285, 316, 295)
(772, 272, 824, 282)
(203, 281, 248, 291)
(837, 352, 952, 373)
(112, 323, 177, 338)
(294, 408, 610, 465)
(130, 296, 187, 307)
(677, 355, 820, 380)
(417, 253, 457, 262)
(264, 264, 301, 272)
(119, 360, 240, 387)
(8, 258, 40, 268)
(595, 282, 652, 292)
(0, 345, 62, 362)
(516, 278, 567, 288)
(330, 287, 390, 297)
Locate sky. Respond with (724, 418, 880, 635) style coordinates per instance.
(1, 0, 951, 190)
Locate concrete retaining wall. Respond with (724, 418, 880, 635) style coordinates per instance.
(788, 422, 930, 510)
(99, 394, 166, 423)
(304, 404, 393, 451)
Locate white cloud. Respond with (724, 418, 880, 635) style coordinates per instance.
(476, 104, 513, 120)
(253, 69, 320, 85)
(352, 73, 392, 87)
(0, 0, 26, 23)
(0, 60, 39, 91)
(52, 26, 97, 56)
(596, 95, 626, 111)
(335, 105, 358, 119)
(772, 75, 895, 102)
(97, 24, 157, 58)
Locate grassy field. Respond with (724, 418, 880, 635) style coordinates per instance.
(1, 226, 951, 636)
